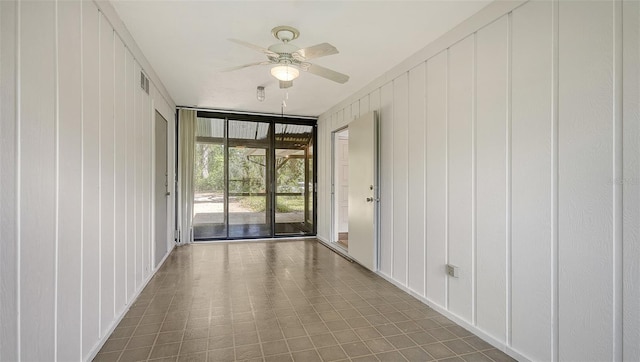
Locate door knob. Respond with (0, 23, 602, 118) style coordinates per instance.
(366, 197, 374, 202)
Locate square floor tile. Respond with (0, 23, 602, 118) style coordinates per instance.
(364, 338, 394, 353)
(291, 349, 322, 362)
(234, 343, 262, 360)
(340, 342, 371, 358)
(444, 339, 476, 355)
(261, 340, 288, 356)
(119, 346, 152, 361)
(376, 351, 408, 362)
(287, 336, 314, 352)
(98, 241, 514, 362)
(422, 342, 456, 359)
(316, 346, 347, 362)
(399, 346, 433, 361)
(332, 330, 360, 344)
(310, 333, 338, 348)
(149, 342, 181, 359)
(180, 339, 208, 355)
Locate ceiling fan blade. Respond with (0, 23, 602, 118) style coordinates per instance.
(279, 80, 293, 89)
(229, 38, 278, 58)
(305, 63, 349, 84)
(222, 61, 270, 72)
(292, 43, 338, 61)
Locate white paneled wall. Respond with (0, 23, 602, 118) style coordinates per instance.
(0, 1, 176, 361)
(317, 1, 639, 361)
(510, 1, 553, 359)
(623, 2, 640, 359)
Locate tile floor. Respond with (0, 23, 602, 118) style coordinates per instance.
(94, 239, 515, 362)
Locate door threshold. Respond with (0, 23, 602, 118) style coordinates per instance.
(317, 238, 353, 262)
(193, 235, 317, 244)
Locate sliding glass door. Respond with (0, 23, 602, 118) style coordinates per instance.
(228, 120, 272, 238)
(193, 118, 226, 239)
(191, 112, 316, 240)
(274, 123, 314, 235)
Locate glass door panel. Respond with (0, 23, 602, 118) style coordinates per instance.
(275, 123, 314, 235)
(227, 120, 272, 238)
(193, 118, 226, 239)
(306, 136, 314, 232)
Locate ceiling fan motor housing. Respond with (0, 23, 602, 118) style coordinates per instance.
(268, 42, 299, 56)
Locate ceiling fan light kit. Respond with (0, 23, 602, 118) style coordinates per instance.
(271, 64, 299, 81)
(226, 25, 349, 88)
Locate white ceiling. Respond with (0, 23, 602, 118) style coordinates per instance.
(112, 0, 490, 117)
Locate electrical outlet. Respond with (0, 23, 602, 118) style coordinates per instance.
(446, 264, 459, 278)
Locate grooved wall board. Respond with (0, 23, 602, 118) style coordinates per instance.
(510, 2, 553, 360)
(446, 35, 474, 324)
(407, 63, 426, 296)
(392, 73, 409, 284)
(425, 51, 448, 309)
(57, 1, 83, 360)
(317, 1, 637, 360)
(475, 15, 508, 342)
(0, 1, 176, 360)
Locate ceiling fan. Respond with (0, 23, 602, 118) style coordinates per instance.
(225, 25, 349, 89)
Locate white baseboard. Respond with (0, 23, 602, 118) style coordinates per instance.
(84, 244, 176, 362)
(374, 271, 530, 362)
(313, 237, 529, 360)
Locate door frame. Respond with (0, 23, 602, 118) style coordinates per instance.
(330, 125, 349, 248)
(153, 110, 170, 267)
(192, 110, 318, 240)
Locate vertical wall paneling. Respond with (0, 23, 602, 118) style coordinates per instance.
(392, 73, 409, 284)
(317, 1, 637, 360)
(57, 1, 82, 359)
(114, 36, 127, 316)
(343, 105, 352, 125)
(613, 0, 623, 359)
(559, 1, 614, 360)
(446, 35, 474, 323)
(351, 100, 360, 120)
(407, 63, 426, 296)
(425, 51, 448, 308)
(135, 61, 144, 288)
(379, 82, 394, 276)
(510, 1, 553, 360)
(0, 1, 19, 360)
(359, 94, 370, 115)
(1, 1, 176, 359)
(336, 109, 344, 129)
(126, 49, 136, 300)
(623, 1, 640, 360)
(475, 15, 508, 342)
(19, 1, 56, 359)
(369, 89, 380, 117)
(99, 13, 115, 335)
(142, 78, 151, 280)
(81, 2, 101, 357)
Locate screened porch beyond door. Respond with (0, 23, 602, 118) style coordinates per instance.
(192, 113, 316, 240)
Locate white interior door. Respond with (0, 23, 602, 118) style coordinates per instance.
(348, 111, 378, 271)
(154, 111, 168, 267)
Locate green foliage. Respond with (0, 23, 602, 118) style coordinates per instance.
(194, 144, 310, 211)
(194, 143, 225, 192)
(239, 196, 305, 213)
